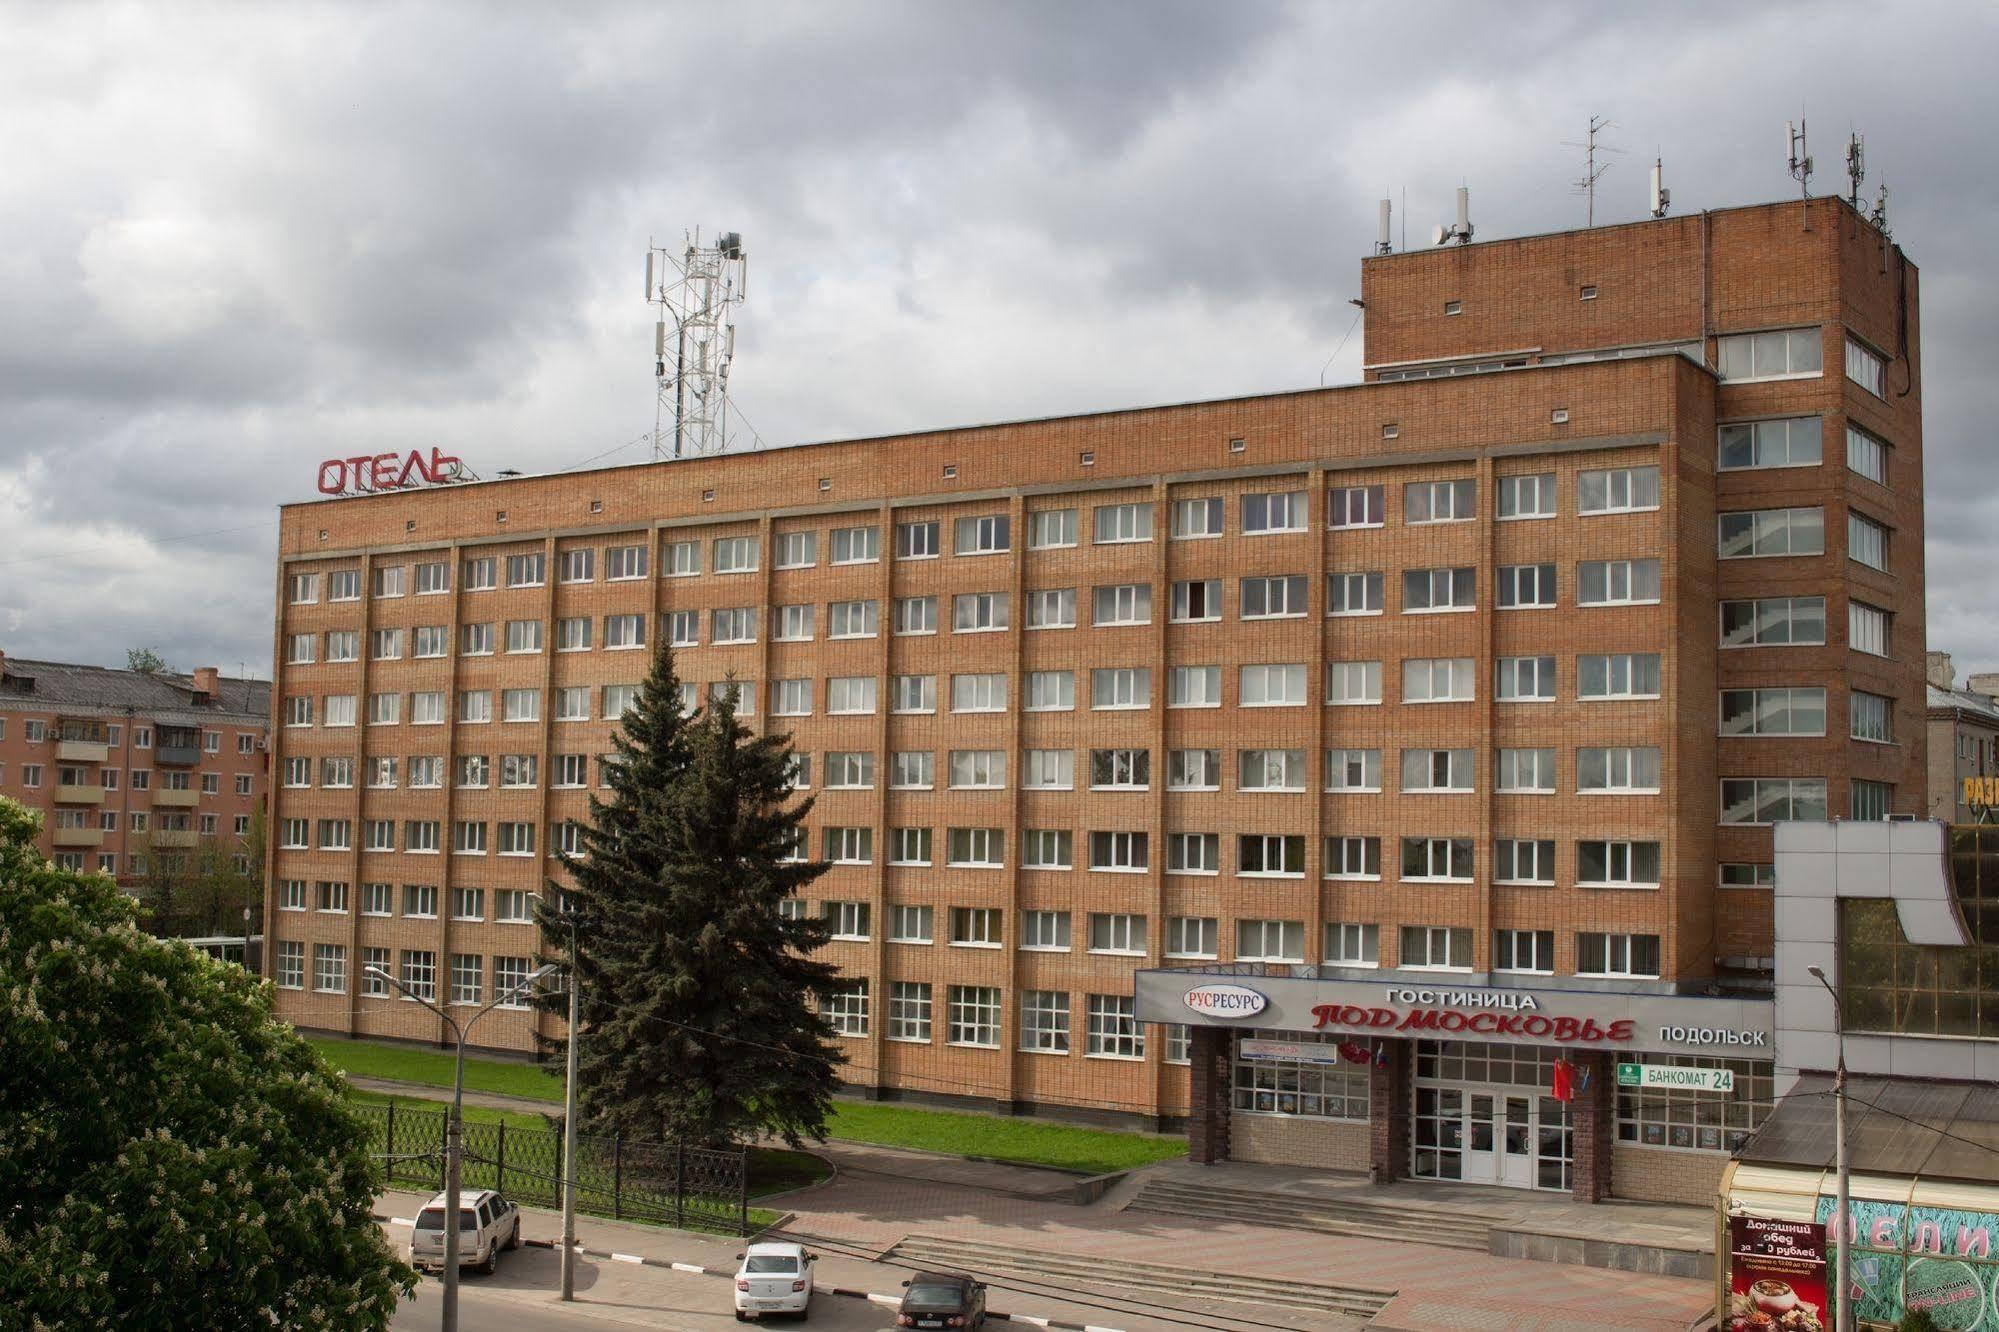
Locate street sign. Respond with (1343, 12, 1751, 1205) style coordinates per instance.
(1616, 1062, 1735, 1093)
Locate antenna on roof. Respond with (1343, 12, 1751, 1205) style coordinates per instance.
(1375, 198, 1392, 255)
(1434, 186, 1473, 246)
(1846, 132, 1866, 210)
(1649, 155, 1671, 218)
(1787, 120, 1814, 198)
(646, 228, 749, 460)
(1871, 180, 1891, 238)
(1564, 115, 1623, 227)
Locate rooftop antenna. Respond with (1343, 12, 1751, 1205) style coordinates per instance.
(1564, 115, 1623, 227)
(1846, 132, 1866, 210)
(1787, 119, 1814, 231)
(1870, 180, 1891, 238)
(1375, 198, 1393, 255)
(1433, 186, 1474, 246)
(1649, 155, 1671, 218)
(645, 229, 749, 460)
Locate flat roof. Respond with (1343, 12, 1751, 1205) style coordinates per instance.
(1737, 1075, 1999, 1186)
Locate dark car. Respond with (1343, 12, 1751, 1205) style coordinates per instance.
(894, 1272, 987, 1329)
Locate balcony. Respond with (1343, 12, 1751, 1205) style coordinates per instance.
(151, 787, 200, 808)
(51, 826, 105, 849)
(151, 830, 198, 849)
(56, 719, 111, 763)
(155, 739, 201, 767)
(54, 782, 105, 805)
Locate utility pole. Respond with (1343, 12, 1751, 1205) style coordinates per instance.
(560, 911, 581, 1301)
(1808, 965, 1851, 1332)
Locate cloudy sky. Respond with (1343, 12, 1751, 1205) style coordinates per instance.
(3, 1, 1996, 679)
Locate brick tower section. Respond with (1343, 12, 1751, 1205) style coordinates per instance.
(1569, 1049, 1615, 1202)
(1368, 1038, 1411, 1184)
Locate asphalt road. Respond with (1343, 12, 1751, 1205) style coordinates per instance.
(390, 1243, 898, 1331)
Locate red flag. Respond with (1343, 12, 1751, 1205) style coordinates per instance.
(1551, 1059, 1576, 1102)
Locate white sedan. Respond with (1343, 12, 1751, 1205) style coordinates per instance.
(733, 1241, 816, 1320)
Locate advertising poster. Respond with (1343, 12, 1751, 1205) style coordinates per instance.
(1811, 1196, 1999, 1330)
(1728, 1215, 1829, 1332)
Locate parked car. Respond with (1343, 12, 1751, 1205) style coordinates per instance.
(894, 1272, 986, 1329)
(732, 1241, 816, 1320)
(407, 1189, 521, 1275)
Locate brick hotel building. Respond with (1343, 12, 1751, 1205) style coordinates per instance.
(268, 195, 1923, 1203)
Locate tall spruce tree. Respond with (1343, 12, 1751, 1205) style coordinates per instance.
(542, 645, 840, 1147)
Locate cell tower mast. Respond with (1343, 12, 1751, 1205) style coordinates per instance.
(645, 230, 748, 460)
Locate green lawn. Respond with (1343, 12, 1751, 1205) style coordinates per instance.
(312, 1034, 1184, 1177)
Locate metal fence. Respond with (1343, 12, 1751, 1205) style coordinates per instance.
(357, 1101, 749, 1235)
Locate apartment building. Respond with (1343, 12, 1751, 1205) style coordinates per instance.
(0, 651, 270, 887)
(268, 194, 1922, 1204)
(1924, 651, 1999, 821)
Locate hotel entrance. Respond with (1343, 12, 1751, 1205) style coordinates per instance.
(1411, 1041, 1573, 1191)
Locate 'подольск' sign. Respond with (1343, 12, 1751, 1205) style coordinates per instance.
(317, 448, 466, 496)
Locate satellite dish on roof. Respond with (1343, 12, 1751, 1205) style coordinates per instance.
(1431, 223, 1448, 246)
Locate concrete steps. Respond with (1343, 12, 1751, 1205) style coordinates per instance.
(885, 1232, 1396, 1319)
(1127, 1176, 1501, 1252)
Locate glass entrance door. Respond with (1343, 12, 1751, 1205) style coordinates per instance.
(1412, 1071, 1574, 1189)
(1500, 1095, 1534, 1187)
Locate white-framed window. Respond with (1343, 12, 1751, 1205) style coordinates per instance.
(1093, 502, 1152, 544)
(364, 562, 403, 598)
(826, 900, 871, 941)
(664, 539, 700, 576)
(360, 883, 394, 917)
(1577, 746, 1662, 793)
(774, 604, 818, 643)
(950, 906, 1003, 947)
(823, 826, 873, 864)
(1025, 670, 1074, 711)
(1403, 567, 1473, 613)
(505, 619, 542, 654)
(413, 626, 448, 658)
(1237, 918, 1304, 963)
(1721, 595, 1826, 647)
(1241, 489, 1306, 534)
(822, 980, 869, 1037)
(1028, 508, 1077, 549)
(278, 878, 308, 910)
(1849, 601, 1890, 656)
(287, 572, 320, 604)
(710, 607, 755, 644)
(1170, 578, 1221, 622)
(414, 560, 450, 594)
(460, 622, 495, 656)
(887, 825, 931, 866)
(1578, 652, 1661, 699)
(1851, 778, 1894, 821)
(827, 600, 877, 639)
(1088, 912, 1145, 955)
(774, 530, 817, 570)
(1577, 465, 1661, 513)
(824, 751, 875, 789)
(1239, 833, 1305, 876)
(1004, 910, 1067, 957)
(948, 749, 1005, 789)
(885, 675, 932, 716)
(765, 680, 811, 720)
(1325, 748, 1381, 793)
(503, 552, 545, 588)
(946, 827, 1005, 867)
(325, 630, 359, 663)
(1327, 484, 1385, 529)
(953, 514, 1010, 556)
(953, 591, 1009, 632)
(713, 535, 759, 573)
(1171, 497, 1223, 538)
(889, 906, 934, 944)
(1168, 665, 1221, 708)
(1496, 473, 1556, 519)
(1240, 663, 1305, 707)
(1239, 748, 1305, 792)
(1089, 747, 1148, 790)
(1016, 991, 1069, 1054)
(830, 525, 879, 564)
(408, 756, 443, 788)
(1324, 921, 1379, 966)
(887, 982, 932, 1043)
(327, 569, 361, 601)
(1577, 932, 1660, 978)
(457, 753, 490, 788)
(1402, 657, 1473, 703)
(605, 543, 647, 580)
(449, 886, 485, 922)
(1140, 918, 1214, 967)
(367, 691, 401, 726)
(499, 688, 538, 723)
(1168, 748, 1220, 790)
(1719, 418, 1821, 471)
(1400, 748, 1473, 793)
(402, 884, 440, 918)
(1027, 587, 1077, 629)
(1577, 839, 1662, 888)
(1400, 925, 1472, 971)
(1404, 478, 1476, 524)
(947, 986, 1002, 1048)
(286, 633, 318, 664)
(1719, 686, 1827, 736)
(1327, 571, 1382, 616)
(1022, 748, 1073, 790)
(1496, 655, 1557, 702)
(496, 822, 536, 856)
(892, 596, 937, 636)
(1401, 837, 1472, 882)
(1493, 929, 1555, 975)
(1848, 512, 1889, 570)
(604, 613, 648, 650)
(827, 677, 877, 715)
(369, 627, 402, 660)
(1087, 830, 1147, 872)
(1021, 828, 1072, 869)
(1845, 335, 1885, 396)
(895, 520, 940, 560)
(1721, 777, 1830, 825)
(1166, 832, 1219, 874)
(1717, 327, 1822, 382)
(1578, 558, 1662, 604)
(1238, 574, 1305, 620)
(1093, 583, 1151, 626)
(274, 940, 305, 990)
(558, 548, 594, 583)
(1846, 424, 1889, 485)
(1851, 691, 1892, 743)
(1086, 994, 1143, 1059)
(1090, 667, 1150, 710)
(1718, 508, 1825, 559)
(1493, 838, 1556, 885)
(1326, 659, 1382, 705)
(950, 673, 1006, 713)
(461, 557, 495, 591)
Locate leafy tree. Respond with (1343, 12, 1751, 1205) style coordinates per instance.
(542, 647, 841, 1147)
(130, 829, 261, 939)
(125, 647, 168, 674)
(0, 796, 413, 1329)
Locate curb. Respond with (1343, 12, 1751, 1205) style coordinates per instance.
(377, 1214, 1125, 1331)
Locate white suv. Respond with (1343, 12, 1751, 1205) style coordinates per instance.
(408, 1189, 522, 1274)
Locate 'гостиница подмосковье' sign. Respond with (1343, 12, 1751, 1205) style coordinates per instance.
(1135, 969, 1774, 1058)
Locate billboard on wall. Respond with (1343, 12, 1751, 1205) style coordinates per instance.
(1726, 1215, 1828, 1332)
(1812, 1195, 1999, 1330)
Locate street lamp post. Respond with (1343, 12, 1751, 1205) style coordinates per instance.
(1807, 964, 1851, 1332)
(559, 908, 581, 1302)
(365, 962, 554, 1332)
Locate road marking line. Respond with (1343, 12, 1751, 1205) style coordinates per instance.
(867, 1292, 901, 1306)
(1007, 1318, 1051, 1328)
(669, 1261, 707, 1273)
(610, 1252, 645, 1264)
